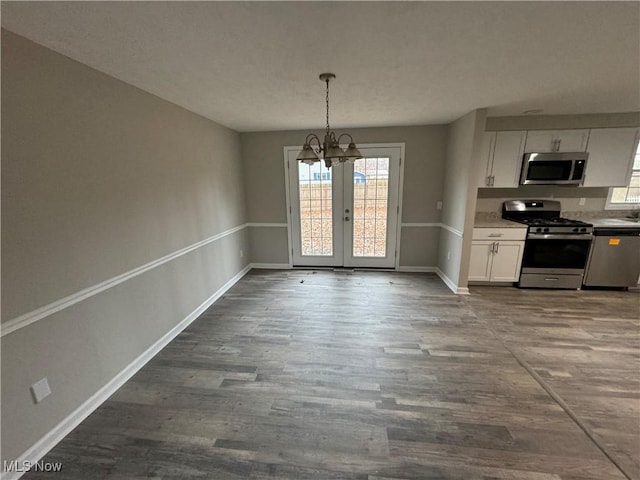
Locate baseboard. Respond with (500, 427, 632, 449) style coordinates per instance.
(435, 268, 470, 295)
(2, 264, 252, 480)
(396, 266, 438, 273)
(250, 263, 292, 269)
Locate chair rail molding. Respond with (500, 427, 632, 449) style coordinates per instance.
(2, 224, 249, 337)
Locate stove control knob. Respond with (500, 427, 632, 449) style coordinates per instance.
(536, 227, 542, 233)
(543, 227, 549, 233)
(572, 227, 579, 232)
(580, 227, 587, 232)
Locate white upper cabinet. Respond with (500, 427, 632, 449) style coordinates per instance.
(477, 132, 495, 188)
(477, 131, 526, 188)
(583, 127, 639, 187)
(524, 129, 590, 153)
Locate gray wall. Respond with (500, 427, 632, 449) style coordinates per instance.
(240, 126, 448, 268)
(438, 109, 486, 289)
(1, 30, 249, 462)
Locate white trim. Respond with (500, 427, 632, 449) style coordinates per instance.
(1, 224, 248, 337)
(1, 264, 252, 480)
(401, 222, 442, 228)
(283, 146, 296, 267)
(395, 145, 406, 270)
(435, 268, 470, 295)
(440, 223, 464, 237)
(605, 187, 640, 210)
(397, 266, 438, 273)
(246, 223, 288, 228)
(605, 129, 640, 210)
(250, 263, 292, 269)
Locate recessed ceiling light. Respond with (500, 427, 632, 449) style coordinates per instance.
(522, 109, 543, 115)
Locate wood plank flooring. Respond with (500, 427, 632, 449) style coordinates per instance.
(22, 270, 639, 479)
(467, 286, 640, 479)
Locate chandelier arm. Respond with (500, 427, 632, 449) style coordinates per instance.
(305, 133, 322, 152)
(336, 133, 354, 145)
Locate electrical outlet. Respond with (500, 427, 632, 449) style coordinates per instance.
(447, 251, 451, 260)
(436, 201, 443, 210)
(31, 378, 51, 404)
(240, 249, 243, 258)
(579, 197, 586, 206)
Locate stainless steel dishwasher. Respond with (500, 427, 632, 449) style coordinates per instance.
(583, 219, 640, 288)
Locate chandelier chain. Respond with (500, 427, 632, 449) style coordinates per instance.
(325, 78, 330, 136)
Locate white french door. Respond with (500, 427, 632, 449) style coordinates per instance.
(286, 145, 402, 268)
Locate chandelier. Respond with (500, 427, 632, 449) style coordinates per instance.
(296, 73, 363, 168)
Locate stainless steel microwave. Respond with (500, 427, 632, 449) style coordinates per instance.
(520, 152, 588, 185)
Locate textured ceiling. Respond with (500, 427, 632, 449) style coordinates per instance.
(2, 1, 639, 132)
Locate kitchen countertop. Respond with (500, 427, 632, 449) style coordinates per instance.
(585, 218, 640, 229)
(474, 218, 526, 229)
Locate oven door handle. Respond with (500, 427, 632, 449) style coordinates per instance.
(527, 233, 593, 240)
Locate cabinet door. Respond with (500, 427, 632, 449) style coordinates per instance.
(477, 132, 495, 187)
(555, 129, 589, 152)
(490, 241, 524, 282)
(491, 131, 526, 187)
(524, 131, 555, 152)
(583, 127, 639, 187)
(468, 242, 493, 281)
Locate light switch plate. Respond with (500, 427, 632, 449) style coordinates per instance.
(579, 197, 586, 206)
(436, 201, 443, 210)
(31, 377, 51, 404)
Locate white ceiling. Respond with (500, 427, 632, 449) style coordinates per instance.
(2, 1, 639, 132)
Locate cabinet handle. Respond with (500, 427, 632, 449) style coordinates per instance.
(491, 175, 495, 186)
(494, 242, 499, 254)
(544, 277, 559, 281)
(486, 176, 491, 186)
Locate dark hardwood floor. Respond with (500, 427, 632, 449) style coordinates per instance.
(23, 270, 639, 480)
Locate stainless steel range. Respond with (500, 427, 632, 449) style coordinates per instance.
(502, 200, 593, 289)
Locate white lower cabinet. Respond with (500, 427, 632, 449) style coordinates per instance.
(469, 228, 526, 283)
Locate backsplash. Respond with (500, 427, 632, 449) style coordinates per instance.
(564, 210, 639, 219)
(475, 188, 639, 221)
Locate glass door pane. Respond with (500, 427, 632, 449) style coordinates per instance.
(351, 157, 390, 257)
(287, 148, 344, 267)
(298, 162, 333, 256)
(343, 146, 401, 269)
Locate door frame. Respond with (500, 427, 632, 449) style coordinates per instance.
(283, 142, 405, 269)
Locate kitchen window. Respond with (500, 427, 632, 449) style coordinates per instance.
(606, 141, 640, 209)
